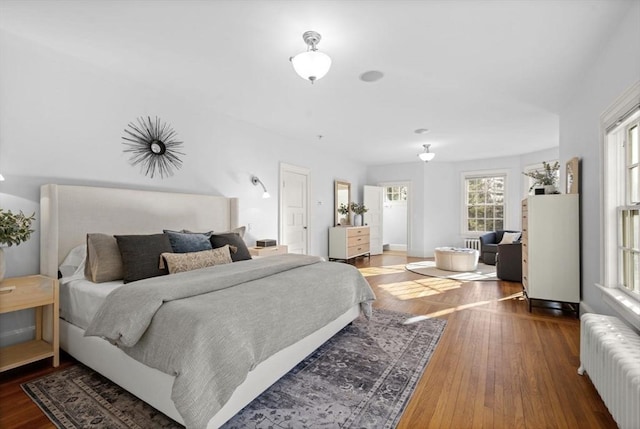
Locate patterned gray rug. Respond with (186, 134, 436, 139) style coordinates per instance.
(22, 308, 447, 429)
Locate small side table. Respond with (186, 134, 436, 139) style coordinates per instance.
(0, 275, 59, 371)
(249, 245, 288, 258)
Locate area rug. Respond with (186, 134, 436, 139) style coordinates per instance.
(405, 260, 497, 281)
(22, 308, 447, 429)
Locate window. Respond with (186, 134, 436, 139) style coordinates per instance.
(602, 89, 640, 329)
(619, 120, 640, 294)
(463, 172, 505, 234)
(384, 185, 407, 203)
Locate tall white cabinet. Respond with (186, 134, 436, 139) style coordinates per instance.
(521, 194, 580, 314)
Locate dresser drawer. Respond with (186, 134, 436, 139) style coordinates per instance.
(347, 243, 370, 258)
(348, 234, 369, 247)
(347, 227, 369, 238)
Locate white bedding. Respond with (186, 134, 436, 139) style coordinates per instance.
(59, 277, 122, 330)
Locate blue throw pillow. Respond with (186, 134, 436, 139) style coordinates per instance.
(164, 230, 213, 253)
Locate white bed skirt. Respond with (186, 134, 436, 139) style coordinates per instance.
(60, 304, 361, 428)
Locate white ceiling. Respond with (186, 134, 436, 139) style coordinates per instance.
(0, 0, 632, 165)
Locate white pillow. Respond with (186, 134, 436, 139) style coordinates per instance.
(59, 244, 87, 279)
(499, 232, 521, 245)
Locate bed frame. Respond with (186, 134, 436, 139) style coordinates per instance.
(39, 184, 359, 428)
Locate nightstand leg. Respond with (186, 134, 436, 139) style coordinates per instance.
(35, 307, 43, 340)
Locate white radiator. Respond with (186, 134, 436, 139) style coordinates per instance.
(578, 313, 640, 429)
(464, 238, 481, 251)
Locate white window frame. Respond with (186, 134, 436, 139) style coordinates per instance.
(599, 81, 640, 330)
(461, 169, 508, 237)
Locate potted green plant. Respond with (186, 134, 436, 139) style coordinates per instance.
(523, 161, 560, 194)
(0, 208, 35, 281)
(349, 202, 368, 226)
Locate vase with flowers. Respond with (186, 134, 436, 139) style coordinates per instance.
(349, 202, 368, 227)
(0, 208, 35, 281)
(523, 161, 560, 194)
(337, 202, 350, 225)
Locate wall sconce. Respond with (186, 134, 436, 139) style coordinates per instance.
(251, 176, 270, 198)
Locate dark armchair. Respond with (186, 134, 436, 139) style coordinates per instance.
(478, 230, 520, 265)
(496, 242, 522, 282)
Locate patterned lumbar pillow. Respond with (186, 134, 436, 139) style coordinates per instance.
(160, 245, 233, 274)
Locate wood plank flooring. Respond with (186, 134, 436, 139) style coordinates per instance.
(0, 252, 616, 428)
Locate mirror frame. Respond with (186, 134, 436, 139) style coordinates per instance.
(334, 180, 351, 226)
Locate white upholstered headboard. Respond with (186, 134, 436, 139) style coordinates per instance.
(40, 184, 239, 278)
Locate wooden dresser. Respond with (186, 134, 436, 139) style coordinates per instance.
(328, 226, 370, 262)
(521, 194, 580, 315)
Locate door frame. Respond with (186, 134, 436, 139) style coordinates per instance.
(279, 162, 311, 254)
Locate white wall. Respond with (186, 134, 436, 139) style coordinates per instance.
(559, 1, 640, 316)
(383, 202, 407, 247)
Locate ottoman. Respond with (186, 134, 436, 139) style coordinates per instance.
(434, 247, 479, 272)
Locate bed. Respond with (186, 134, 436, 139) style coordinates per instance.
(39, 184, 375, 428)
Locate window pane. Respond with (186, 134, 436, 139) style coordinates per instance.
(486, 220, 495, 232)
(630, 124, 638, 164)
(633, 252, 640, 293)
(486, 206, 494, 218)
(477, 220, 485, 231)
(633, 210, 639, 250)
(630, 166, 639, 204)
(495, 206, 504, 219)
(495, 220, 504, 230)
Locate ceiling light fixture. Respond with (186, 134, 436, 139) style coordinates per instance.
(251, 176, 271, 198)
(418, 144, 435, 162)
(290, 31, 332, 84)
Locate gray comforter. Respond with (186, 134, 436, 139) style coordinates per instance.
(85, 254, 375, 428)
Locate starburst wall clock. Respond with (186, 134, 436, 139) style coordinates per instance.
(122, 116, 185, 179)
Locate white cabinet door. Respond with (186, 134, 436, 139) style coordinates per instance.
(364, 185, 384, 255)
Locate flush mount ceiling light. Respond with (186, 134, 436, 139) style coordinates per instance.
(290, 31, 332, 84)
(418, 144, 435, 162)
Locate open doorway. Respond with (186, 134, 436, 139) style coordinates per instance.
(381, 182, 410, 254)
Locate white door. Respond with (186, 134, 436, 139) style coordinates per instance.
(279, 164, 309, 254)
(364, 185, 384, 255)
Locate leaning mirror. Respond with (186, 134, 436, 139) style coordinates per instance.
(334, 180, 351, 226)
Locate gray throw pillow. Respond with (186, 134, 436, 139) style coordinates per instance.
(85, 234, 124, 283)
(210, 232, 252, 262)
(163, 230, 213, 253)
(115, 234, 173, 283)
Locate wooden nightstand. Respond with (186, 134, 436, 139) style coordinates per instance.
(0, 275, 59, 371)
(249, 245, 288, 258)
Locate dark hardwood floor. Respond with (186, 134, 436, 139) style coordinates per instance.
(0, 252, 616, 428)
